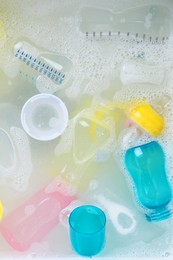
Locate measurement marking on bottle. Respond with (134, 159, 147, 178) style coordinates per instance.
(85, 31, 169, 44)
(15, 49, 65, 84)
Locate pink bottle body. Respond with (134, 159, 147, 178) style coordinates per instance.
(0, 177, 76, 251)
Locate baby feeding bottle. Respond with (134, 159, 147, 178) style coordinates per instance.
(80, 5, 170, 40)
(52, 106, 116, 190)
(0, 177, 77, 251)
(124, 141, 172, 222)
(13, 39, 73, 93)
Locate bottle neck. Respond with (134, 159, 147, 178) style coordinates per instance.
(145, 205, 172, 222)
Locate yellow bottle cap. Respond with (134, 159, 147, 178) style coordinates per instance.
(130, 103, 164, 137)
(0, 200, 3, 220)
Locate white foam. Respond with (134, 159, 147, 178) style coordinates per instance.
(9, 126, 33, 192)
(0, 128, 17, 175)
(95, 194, 137, 235)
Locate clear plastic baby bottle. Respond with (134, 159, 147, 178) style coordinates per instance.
(13, 39, 73, 93)
(80, 5, 171, 40)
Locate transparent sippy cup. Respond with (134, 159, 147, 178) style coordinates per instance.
(51, 105, 116, 190)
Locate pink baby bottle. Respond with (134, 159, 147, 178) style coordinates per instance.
(0, 177, 77, 251)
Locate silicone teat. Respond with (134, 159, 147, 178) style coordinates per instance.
(129, 103, 164, 137)
(0, 200, 3, 220)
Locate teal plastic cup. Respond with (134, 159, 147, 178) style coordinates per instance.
(69, 205, 106, 257)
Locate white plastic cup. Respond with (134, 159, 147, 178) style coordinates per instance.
(21, 94, 68, 141)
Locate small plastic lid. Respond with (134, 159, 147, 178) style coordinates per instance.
(21, 94, 68, 141)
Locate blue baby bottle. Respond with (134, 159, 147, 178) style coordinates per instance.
(125, 141, 172, 222)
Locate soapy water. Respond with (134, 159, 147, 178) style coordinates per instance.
(0, 0, 173, 258)
(0, 103, 32, 192)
